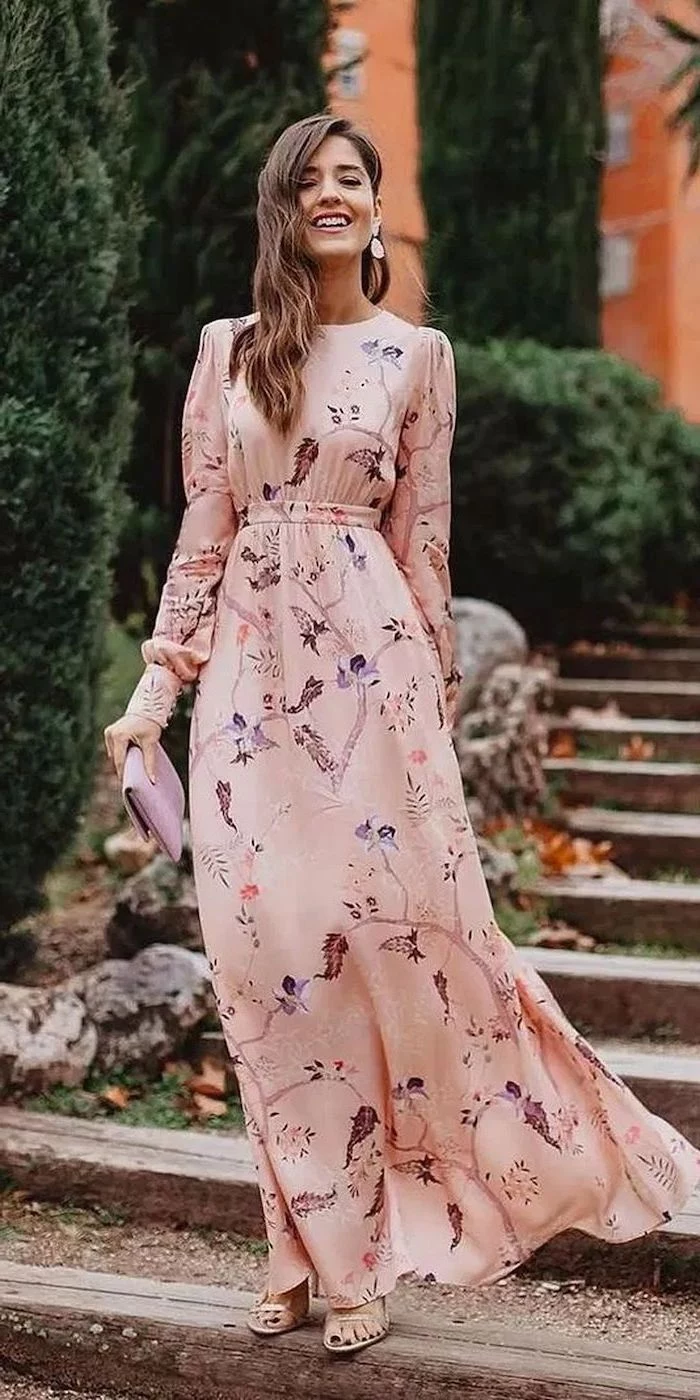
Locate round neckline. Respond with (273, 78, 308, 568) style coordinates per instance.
(318, 308, 388, 329)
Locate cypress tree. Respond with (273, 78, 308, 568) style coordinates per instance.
(109, 0, 330, 616)
(0, 0, 138, 946)
(416, 1, 605, 346)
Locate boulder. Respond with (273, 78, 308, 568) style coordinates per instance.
(68, 944, 212, 1075)
(455, 660, 554, 824)
(105, 853, 202, 958)
(103, 827, 159, 876)
(0, 984, 97, 1094)
(0, 945, 212, 1092)
(452, 597, 529, 716)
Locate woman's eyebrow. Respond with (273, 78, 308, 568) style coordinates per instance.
(301, 162, 365, 175)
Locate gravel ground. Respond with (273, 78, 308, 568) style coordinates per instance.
(0, 1382, 129, 1400)
(1, 1193, 700, 1359)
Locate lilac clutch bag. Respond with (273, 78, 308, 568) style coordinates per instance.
(121, 741, 185, 862)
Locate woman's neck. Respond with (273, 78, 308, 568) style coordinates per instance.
(316, 271, 376, 326)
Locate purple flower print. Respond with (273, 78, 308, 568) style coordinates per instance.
(275, 974, 312, 1015)
(336, 652, 380, 689)
(262, 481, 282, 500)
(360, 338, 404, 367)
(355, 816, 398, 852)
(223, 711, 279, 764)
(496, 1081, 561, 1151)
(340, 532, 367, 571)
(392, 1076, 429, 1107)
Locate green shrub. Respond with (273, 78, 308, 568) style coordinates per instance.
(0, 1, 138, 935)
(450, 339, 700, 638)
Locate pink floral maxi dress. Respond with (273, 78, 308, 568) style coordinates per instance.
(126, 309, 700, 1307)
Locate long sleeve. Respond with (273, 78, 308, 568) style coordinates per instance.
(125, 322, 238, 729)
(380, 326, 463, 729)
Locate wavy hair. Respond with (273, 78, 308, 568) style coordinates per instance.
(230, 113, 390, 435)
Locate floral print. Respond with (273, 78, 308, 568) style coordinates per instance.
(126, 309, 700, 1308)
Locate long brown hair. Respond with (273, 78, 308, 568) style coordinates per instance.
(230, 113, 390, 435)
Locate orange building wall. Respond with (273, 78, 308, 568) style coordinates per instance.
(331, 0, 700, 420)
(601, 0, 700, 419)
(330, 0, 425, 323)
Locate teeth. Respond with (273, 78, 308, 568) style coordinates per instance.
(314, 216, 350, 228)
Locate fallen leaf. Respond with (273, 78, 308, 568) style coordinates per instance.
(100, 1085, 130, 1110)
(619, 735, 655, 761)
(528, 923, 597, 952)
(548, 729, 577, 759)
(187, 1058, 227, 1099)
(192, 1092, 229, 1118)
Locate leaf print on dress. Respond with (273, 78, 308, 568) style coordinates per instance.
(379, 928, 425, 964)
(291, 1187, 338, 1219)
(394, 1154, 441, 1185)
(318, 929, 349, 981)
(345, 1105, 381, 1168)
(447, 1202, 463, 1251)
(287, 437, 319, 486)
(347, 446, 386, 483)
(290, 605, 329, 655)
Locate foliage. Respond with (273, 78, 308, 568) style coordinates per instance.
(0, 0, 139, 933)
(450, 338, 700, 637)
(108, 0, 331, 619)
(416, 1, 605, 346)
(658, 3, 700, 177)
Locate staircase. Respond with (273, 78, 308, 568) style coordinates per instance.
(1, 628, 699, 1396)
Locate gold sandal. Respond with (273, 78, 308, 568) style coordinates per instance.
(247, 1270, 319, 1336)
(323, 1295, 390, 1355)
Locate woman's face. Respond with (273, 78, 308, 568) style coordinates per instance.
(297, 134, 380, 269)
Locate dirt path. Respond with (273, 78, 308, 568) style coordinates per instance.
(1, 1192, 698, 1356)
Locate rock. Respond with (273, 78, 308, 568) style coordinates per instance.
(452, 597, 529, 714)
(474, 835, 519, 903)
(455, 661, 554, 824)
(0, 984, 97, 1094)
(103, 827, 159, 876)
(105, 854, 202, 958)
(68, 945, 213, 1075)
(0, 945, 213, 1091)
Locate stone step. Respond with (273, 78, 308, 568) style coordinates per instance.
(559, 648, 700, 682)
(2, 1261, 698, 1400)
(544, 757, 700, 814)
(552, 677, 700, 721)
(1, 1040, 698, 1255)
(597, 620, 700, 650)
(563, 808, 700, 878)
(518, 946, 700, 1042)
(546, 716, 700, 762)
(533, 876, 700, 953)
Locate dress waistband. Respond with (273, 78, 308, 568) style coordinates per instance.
(239, 500, 382, 530)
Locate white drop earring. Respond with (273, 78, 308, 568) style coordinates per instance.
(370, 226, 385, 260)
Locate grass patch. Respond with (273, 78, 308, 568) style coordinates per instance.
(649, 866, 698, 884)
(96, 618, 148, 738)
(23, 1066, 244, 1134)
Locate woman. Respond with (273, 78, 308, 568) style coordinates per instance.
(105, 113, 700, 1356)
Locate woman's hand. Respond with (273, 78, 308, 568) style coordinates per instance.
(104, 714, 162, 785)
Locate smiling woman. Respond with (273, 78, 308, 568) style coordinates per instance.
(106, 111, 700, 1363)
(228, 114, 390, 434)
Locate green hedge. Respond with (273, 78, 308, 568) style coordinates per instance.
(0, 1, 138, 940)
(450, 340, 700, 638)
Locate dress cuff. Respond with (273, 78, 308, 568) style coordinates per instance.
(125, 663, 182, 729)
